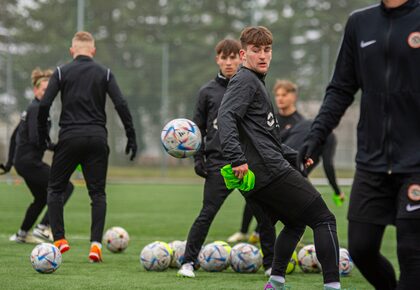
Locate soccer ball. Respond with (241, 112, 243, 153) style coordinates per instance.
(339, 248, 354, 276)
(140, 241, 173, 271)
(298, 244, 321, 273)
(213, 241, 231, 269)
(168, 240, 186, 268)
(230, 243, 262, 273)
(103, 226, 130, 253)
(30, 243, 62, 274)
(199, 242, 230, 272)
(160, 118, 202, 158)
(286, 250, 298, 274)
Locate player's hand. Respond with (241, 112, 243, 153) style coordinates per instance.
(0, 163, 12, 175)
(194, 157, 207, 178)
(333, 192, 346, 207)
(297, 140, 318, 173)
(232, 163, 248, 179)
(38, 127, 51, 150)
(125, 136, 137, 161)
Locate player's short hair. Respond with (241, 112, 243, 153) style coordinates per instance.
(273, 79, 298, 95)
(31, 67, 53, 88)
(72, 31, 95, 46)
(215, 39, 241, 56)
(240, 26, 273, 49)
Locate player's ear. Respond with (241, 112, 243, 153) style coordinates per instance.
(91, 47, 96, 57)
(239, 49, 246, 62)
(69, 47, 74, 57)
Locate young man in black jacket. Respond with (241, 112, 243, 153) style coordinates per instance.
(299, 1, 420, 289)
(218, 26, 340, 290)
(38, 31, 137, 262)
(178, 38, 276, 278)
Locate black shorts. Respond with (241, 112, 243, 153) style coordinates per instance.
(348, 169, 420, 225)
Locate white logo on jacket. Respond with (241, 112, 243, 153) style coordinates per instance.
(360, 40, 376, 48)
(212, 118, 218, 130)
(267, 112, 275, 127)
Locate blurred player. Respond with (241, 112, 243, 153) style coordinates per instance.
(228, 79, 345, 244)
(37, 31, 137, 262)
(0, 68, 74, 243)
(299, 1, 420, 289)
(218, 26, 340, 290)
(177, 38, 276, 278)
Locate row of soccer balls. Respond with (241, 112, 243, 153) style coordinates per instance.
(140, 240, 354, 276)
(30, 226, 353, 276)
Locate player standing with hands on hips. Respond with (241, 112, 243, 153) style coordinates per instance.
(298, 1, 420, 289)
(218, 26, 341, 290)
(38, 31, 137, 262)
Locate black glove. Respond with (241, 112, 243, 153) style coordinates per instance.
(0, 163, 12, 175)
(125, 136, 137, 161)
(297, 139, 320, 175)
(194, 156, 207, 178)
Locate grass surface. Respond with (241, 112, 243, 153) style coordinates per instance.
(0, 181, 396, 289)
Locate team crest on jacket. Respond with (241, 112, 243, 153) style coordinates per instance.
(267, 112, 275, 127)
(408, 184, 420, 201)
(407, 32, 420, 48)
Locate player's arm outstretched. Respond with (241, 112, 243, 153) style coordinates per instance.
(106, 70, 137, 161)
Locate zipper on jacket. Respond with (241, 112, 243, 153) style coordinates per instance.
(384, 18, 393, 175)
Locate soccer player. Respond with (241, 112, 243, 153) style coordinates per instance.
(0, 68, 74, 243)
(218, 26, 341, 290)
(37, 31, 137, 262)
(177, 38, 276, 278)
(228, 79, 345, 244)
(298, 1, 420, 289)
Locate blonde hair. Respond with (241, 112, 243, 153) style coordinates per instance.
(72, 31, 95, 48)
(31, 68, 52, 88)
(273, 79, 298, 95)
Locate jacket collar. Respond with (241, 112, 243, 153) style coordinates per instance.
(215, 72, 229, 87)
(241, 66, 266, 82)
(380, 0, 419, 17)
(74, 55, 93, 61)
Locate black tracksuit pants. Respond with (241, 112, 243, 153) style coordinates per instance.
(48, 136, 109, 242)
(14, 160, 73, 232)
(247, 168, 340, 283)
(183, 172, 275, 269)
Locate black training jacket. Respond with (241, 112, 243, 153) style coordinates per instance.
(193, 73, 230, 172)
(38, 55, 135, 141)
(308, 0, 420, 174)
(218, 66, 296, 195)
(14, 99, 48, 165)
(276, 111, 304, 141)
